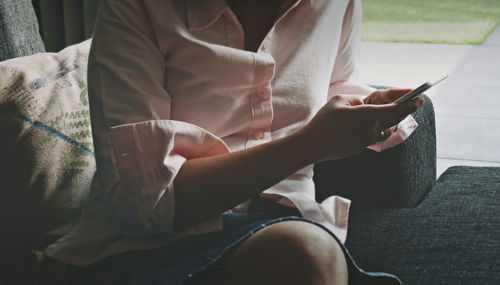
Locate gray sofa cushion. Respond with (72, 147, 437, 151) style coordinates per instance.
(0, 0, 45, 61)
(346, 166, 500, 284)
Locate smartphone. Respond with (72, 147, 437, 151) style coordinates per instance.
(394, 75, 448, 104)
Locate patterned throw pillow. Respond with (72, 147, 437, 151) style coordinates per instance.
(0, 39, 94, 251)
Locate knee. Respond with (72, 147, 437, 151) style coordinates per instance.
(224, 221, 348, 285)
(270, 221, 344, 274)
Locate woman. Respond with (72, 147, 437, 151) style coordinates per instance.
(44, 0, 423, 284)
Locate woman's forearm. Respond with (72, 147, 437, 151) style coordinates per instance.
(173, 130, 316, 229)
(173, 92, 423, 229)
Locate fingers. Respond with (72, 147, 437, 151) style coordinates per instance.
(394, 97, 424, 117)
(364, 88, 413, 104)
(369, 123, 399, 145)
(371, 126, 392, 144)
(380, 125, 397, 141)
(383, 88, 413, 103)
(367, 97, 424, 129)
(330, 94, 364, 107)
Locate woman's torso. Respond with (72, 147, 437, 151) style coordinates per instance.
(44, 0, 362, 266)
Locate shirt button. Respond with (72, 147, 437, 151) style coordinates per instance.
(257, 89, 267, 99)
(254, 131, 265, 140)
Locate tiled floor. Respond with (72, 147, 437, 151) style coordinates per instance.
(359, 27, 500, 177)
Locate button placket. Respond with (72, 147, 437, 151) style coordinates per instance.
(245, 53, 275, 148)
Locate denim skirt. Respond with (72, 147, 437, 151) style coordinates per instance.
(64, 196, 402, 285)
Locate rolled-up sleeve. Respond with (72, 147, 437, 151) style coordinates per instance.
(89, 0, 229, 238)
(328, 0, 374, 99)
(110, 121, 229, 237)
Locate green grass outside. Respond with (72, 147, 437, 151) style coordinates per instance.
(362, 0, 500, 44)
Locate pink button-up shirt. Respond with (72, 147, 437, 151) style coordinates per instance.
(45, 0, 415, 266)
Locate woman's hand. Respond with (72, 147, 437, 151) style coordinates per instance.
(364, 88, 417, 139)
(300, 91, 424, 162)
(174, 88, 422, 228)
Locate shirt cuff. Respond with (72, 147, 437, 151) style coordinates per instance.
(367, 115, 418, 152)
(109, 119, 230, 237)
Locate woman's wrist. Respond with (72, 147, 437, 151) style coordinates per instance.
(286, 127, 323, 166)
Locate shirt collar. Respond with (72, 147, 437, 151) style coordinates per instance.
(185, 0, 312, 31)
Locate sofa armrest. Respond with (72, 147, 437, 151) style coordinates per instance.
(313, 95, 436, 215)
(0, 0, 45, 61)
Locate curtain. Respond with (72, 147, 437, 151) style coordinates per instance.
(32, 0, 100, 52)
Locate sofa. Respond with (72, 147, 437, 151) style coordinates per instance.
(1, 1, 498, 284)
